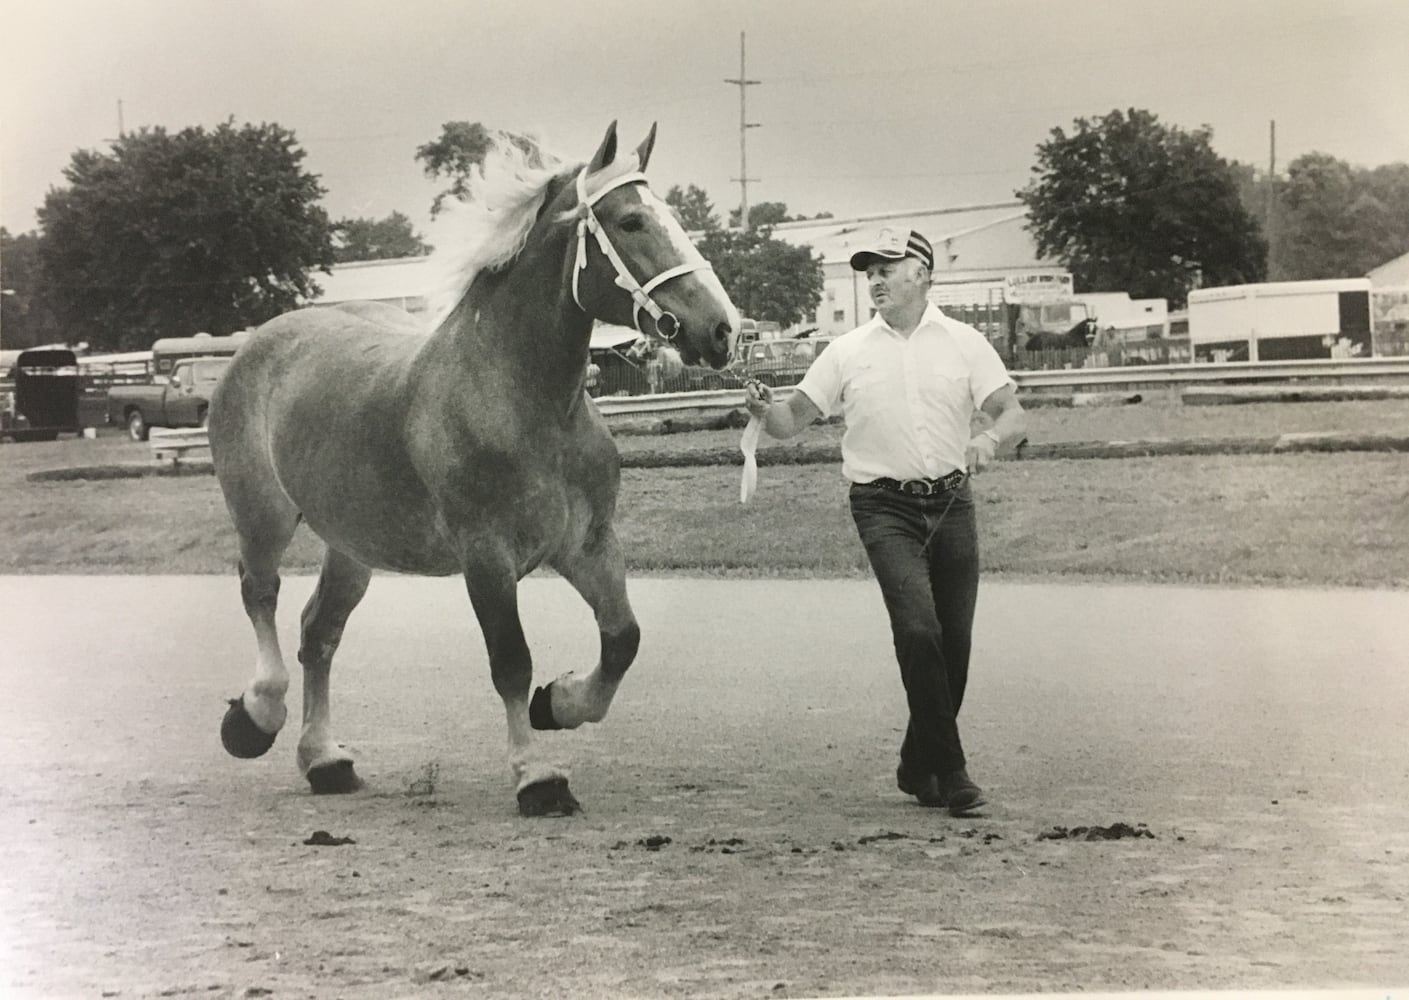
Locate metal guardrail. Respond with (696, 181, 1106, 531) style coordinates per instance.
(596, 356, 1409, 416)
(595, 388, 766, 416)
(1009, 356, 1409, 389)
(138, 356, 1409, 458)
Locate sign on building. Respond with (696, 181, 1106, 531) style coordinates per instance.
(928, 280, 1005, 307)
(1003, 273, 1073, 304)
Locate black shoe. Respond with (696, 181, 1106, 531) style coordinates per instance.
(937, 768, 986, 816)
(896, 765, 946, 808)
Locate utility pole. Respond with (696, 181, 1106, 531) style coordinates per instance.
(1265, 119, 1277, 280)
(724, 31, 760, 229)
(117, 99, 125, 138)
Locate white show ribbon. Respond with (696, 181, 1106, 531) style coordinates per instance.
(739, 412, 762, 504)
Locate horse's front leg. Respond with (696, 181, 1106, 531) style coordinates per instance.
(535, 525, 640, 731)
(464, 564, 580, 817)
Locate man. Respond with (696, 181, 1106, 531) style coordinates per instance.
(744, 227, 1026, 816)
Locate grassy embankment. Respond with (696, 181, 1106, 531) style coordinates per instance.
(2, 392, 1406, 587)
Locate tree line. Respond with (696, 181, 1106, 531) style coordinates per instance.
(3, 110, 1406, 353)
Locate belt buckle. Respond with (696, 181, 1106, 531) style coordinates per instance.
(900, 478, 933, 497)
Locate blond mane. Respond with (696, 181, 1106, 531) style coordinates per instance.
(422, 133, 568, 329)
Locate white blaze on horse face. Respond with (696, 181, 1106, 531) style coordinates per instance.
(639, 187, 742, 341)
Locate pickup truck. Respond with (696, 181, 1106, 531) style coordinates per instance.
(735, 336, 834, 387)
(106, 357, 230, 441)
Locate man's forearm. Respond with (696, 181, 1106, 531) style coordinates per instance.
(761, 400, 804, 439)
(990, 406, 1028, 450)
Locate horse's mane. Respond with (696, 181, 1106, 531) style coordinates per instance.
(422, 132, 570, 329)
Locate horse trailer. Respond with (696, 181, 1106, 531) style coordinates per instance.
(1187, 278, 1373, 363)
(1, 348, 92, 442)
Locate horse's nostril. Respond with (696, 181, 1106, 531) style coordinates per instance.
(713, 321, 732, 353)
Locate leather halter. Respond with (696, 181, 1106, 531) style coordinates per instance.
(571, 169, 713, 341)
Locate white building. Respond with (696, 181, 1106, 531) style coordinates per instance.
(311, 256, 435, 316)
(764, 202, 1065, 337)
(1367, 249, 1409, 287)
(308, 202, 1065, 344)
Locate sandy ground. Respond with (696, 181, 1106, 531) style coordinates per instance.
(1, 575, 1406, 999)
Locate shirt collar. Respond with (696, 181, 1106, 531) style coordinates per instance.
(871, 302, 947, 338)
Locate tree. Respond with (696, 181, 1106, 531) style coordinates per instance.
(1273, 153, 1409, 280)
(416, 121, 545, 217)
(695, 226, 825, 328)
(726, 201, 834, 229)
(1018, 108, 1266, 306)
(729, 201, 790, 229)
(664, 184, 719, 232)
(333, 212, 431, 263)
(1, 228, 65, 350)
(36, 120, 335, 351)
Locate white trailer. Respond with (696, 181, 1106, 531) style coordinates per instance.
(1076, 293, 1169, 341)
(1187, 278, 1373, 363)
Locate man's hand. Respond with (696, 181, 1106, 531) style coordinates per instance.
(744, 379, 773, 419)
(965, 429, 1000, 474)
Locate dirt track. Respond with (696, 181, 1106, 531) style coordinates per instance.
(2, 575, 1406, 999)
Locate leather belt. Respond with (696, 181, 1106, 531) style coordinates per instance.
(865, 470, 967, 497)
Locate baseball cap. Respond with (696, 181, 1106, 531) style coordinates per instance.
(848, 228, 934, 272)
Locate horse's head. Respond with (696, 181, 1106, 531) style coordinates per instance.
(568, 122, 740, 369)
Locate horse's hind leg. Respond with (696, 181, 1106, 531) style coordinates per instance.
(463, 558, 580, 817)
(296, 547, 372, 794)
(220, 500, 301, 760)
(534, 525, 640, 731)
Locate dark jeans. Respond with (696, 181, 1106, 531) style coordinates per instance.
(849, 481, 979, 777)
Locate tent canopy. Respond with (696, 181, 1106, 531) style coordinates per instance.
(589, 325, 642, 352)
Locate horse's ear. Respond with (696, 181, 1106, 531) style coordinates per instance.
(634, 123, 658, 172)
(587, 121, 619, 174)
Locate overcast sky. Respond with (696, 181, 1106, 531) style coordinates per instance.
(3, 0, 1407, 240)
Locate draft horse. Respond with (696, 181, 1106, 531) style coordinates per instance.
(208, 122, 740, 816)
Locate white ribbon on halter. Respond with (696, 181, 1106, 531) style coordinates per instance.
(571, 169, 714, 340)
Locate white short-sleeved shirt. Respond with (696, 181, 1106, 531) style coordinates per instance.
(796, 303, 1013, 483)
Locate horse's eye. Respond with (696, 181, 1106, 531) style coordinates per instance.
(618, 214, 646, 233)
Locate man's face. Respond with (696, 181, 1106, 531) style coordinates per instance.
(866, 257, 927, 312)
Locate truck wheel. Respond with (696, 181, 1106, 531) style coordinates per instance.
(126, 410, 149, 442)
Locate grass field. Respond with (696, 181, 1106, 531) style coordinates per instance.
(2, 391, 1407, 586)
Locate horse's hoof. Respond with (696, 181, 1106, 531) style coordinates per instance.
(221, 697, 277, 759)
(307, 759, 364, 795)
(529, 684, 561, 731)
(517, 776, 580, 817)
